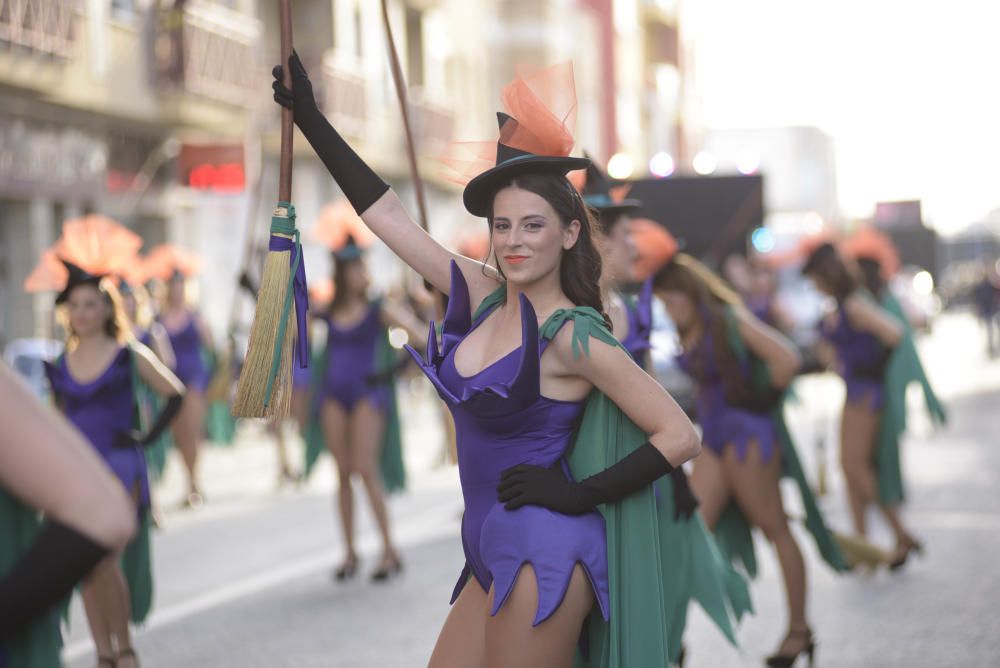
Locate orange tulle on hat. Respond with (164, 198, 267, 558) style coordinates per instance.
(631, 218, 679, 280)
(841, 227, 900, 278)
(499, 62, 577, 158)
(143, 244, 204, 281)
(441, 63, 589, 216)
(310, 200, 376, 252)
(24, 215, 142, 293)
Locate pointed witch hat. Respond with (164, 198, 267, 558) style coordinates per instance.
(442, 63, 590, 217)
(580, 155, 642, 218)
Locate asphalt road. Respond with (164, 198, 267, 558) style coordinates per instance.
(62, 313, 1000, 667)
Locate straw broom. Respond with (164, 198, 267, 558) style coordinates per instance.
(233, 0, 299, 418)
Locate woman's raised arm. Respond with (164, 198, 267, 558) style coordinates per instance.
(273, 54, 501, 304)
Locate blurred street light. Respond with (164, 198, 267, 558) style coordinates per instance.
(736, 151, 760, 175)
(649, 152, 675, 177)
(692, 151, 717, 175)
(608, 153, 634, 180)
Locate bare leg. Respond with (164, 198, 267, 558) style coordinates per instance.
(81, 573, 114, 662)
(428, 579, 489, 668)
(171, 390, 206, 503)
(485, 564, 594, 668)
(689, 447, 730, 530)
(320, 399, 355, 570)
(724, 442, 809, 657)
(839, 400, 880, 536)
(350, 399, 398, 569)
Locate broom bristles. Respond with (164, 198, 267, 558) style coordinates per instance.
(233, 246, 296, 418)
(833, 531, 890, 571)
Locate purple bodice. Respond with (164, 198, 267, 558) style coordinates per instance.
(406, 263, 610, 625)
(677, 325, 777, 463)
(821, 303, 886, 408)
(320, 302, 386, 410)
(164, 314, 208, 392)
(44, 347, 149, 508)
(619, 278, 653, 362)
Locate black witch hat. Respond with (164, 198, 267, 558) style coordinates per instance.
(462, 112, 590, 217)
(55, 259, 105, 304)
(581, 156, 642, 217)
(332, 233, 364, 263)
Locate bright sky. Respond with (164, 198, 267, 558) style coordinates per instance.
(685, 0, 1000, 234)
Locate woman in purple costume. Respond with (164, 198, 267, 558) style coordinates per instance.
(653, 255, 814, 666)
(801, 243, 919, 565)
(274, 58, 699, 666)
(744, 262, 794, 335)
(318, 237, 426, 582)
(159, 270, 213, 507)
(44, 265, 183, 668)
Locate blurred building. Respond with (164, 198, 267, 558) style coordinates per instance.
(0, 0, 261, 345)
(2, 0, 690, 345)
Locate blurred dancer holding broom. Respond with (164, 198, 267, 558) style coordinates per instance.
(804, 237, 942, 571)
(652, 251, 849, 667)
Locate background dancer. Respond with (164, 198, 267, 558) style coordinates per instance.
(805, 240, 936, 570)
(305, 210, 425, 583)
(36, 253, 184, 668)
(653, 253, 847, 667)
(147, 246, 213, 508)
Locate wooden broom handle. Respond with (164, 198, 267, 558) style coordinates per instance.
(278, 0, 294, 203)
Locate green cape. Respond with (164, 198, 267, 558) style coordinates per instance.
(470, 289, 749, 666)
(203, 347, 237, 447)
(712, 307, 849, 577)
(874, 292, 947, 505)
(301, 302, 406, 492)
(0, 490, 63, 668)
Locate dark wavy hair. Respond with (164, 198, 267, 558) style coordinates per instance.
(486, 172, 611, 329)
(328, 254, 363, 316)
(653, 254, 754, 406)
(802, 243, 861, 302)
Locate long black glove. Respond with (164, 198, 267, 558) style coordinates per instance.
(497, 442, 674, 515)
(670, 468, 699, 521)
(272, 53, 388, 214)
(0, 521, 109, 642)
(116, 393, 183, 449)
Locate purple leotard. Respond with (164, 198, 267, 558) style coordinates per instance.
(746, 294, 775, 329)
(406, 263, 610, 625)
(821, 303, 886, 409)
(322, 302, 387, 412)
(677, 326, 777, 463)
(44, 347, 150, 510)
(163, 314, 209, 392)
(619, 278, 653, 362)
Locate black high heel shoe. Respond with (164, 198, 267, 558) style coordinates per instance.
(765, 628, 815, 667)
(889, 536, 924, 571)
(332, 555, 359, 582)
(370, 554, 403, 582)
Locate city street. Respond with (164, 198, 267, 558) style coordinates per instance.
(62, 313, 1000, 667)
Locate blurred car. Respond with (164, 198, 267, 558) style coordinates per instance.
(3, 338, 63, 401)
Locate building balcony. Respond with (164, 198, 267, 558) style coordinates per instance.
(0, 0, 78, 59)
(150, 0, 261, 108)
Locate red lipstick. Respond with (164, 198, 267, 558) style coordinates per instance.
(504, 255, 528, 265)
